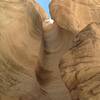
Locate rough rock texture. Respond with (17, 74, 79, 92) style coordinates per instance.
(60, 23, 100, 100)
(50, 0, 100, 33)
(50, 0, 100, 100)
(1, 0, 100, 100)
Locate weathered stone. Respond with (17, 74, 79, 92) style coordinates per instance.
(32, 0, 48, 21)
(50, 0, 100, 33)
(60, 23, 100, 100)
(39, 21, 73, 100)
(1, 0, 100, 100)
(0, 0, 51, 100)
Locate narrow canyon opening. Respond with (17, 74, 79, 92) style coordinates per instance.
(36, 0, 51, 17)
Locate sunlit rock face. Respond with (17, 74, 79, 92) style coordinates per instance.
(1, 0, 100, 100)
(0, 0, 51, 100)
(49, 0, 100, 100)
(32, 0, 49, 21)
(60, 23, 100, 100)
(50, 0, 100, 33)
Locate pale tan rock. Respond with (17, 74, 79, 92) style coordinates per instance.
(37, 19, 74, 100)
(0, 0, 51, 100)
(32, 0, 48, 21)
(33, 1, 72, 100)
(60, 23, 100, 100)
(0, 0, 71, 100)
(50, 0, 100, 33)
(50, 1, 100, 100)
(2, 0, 100, 100)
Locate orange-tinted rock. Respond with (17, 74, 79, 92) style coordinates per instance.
(60, 23, 100, 100)
(50, 0, 100, 33)
(33, 0, 48, 21)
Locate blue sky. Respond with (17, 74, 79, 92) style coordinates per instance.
(36, 0, 50, 16)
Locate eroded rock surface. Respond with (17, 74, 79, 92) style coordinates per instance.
(0, 0, 51, 100)
(50, 0, 100, 33)
(1, 0, 100, 100)
(32, 0, 48, 21)
(40, 21, 73, 100)
(60, 23, 100, 100)
(50, 0, 100, 100)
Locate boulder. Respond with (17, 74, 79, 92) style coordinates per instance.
(50, 0, 100, 33)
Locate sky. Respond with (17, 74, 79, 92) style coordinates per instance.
(36, 0, 51, 16)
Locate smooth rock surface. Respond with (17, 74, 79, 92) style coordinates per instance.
(41, 21, 73, 100)
(1, 0, 100, 100)
(0, 0, 51, 100)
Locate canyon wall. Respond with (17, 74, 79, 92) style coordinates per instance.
(0, 0, 100, 100)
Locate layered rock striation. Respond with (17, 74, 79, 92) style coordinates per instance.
(0, 0, 100, 100)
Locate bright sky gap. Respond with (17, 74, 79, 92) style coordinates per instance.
(36, 0, 51, 16)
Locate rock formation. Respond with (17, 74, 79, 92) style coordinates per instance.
(50, 0, 100, 33)
(32, 0, 48, 21)
(50, 0, 100, 100)
(0, 0, 100, 100)
(60, 23, 100, 100)
(0, 0, 50, 100)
